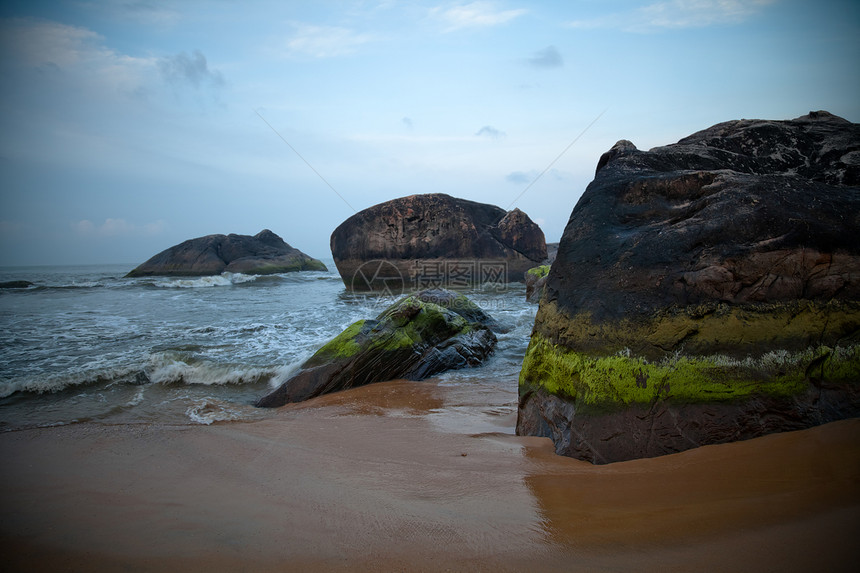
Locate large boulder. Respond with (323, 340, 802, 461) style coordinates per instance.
(517, 111, 860, 464)
(330, 193, 546, 290)
(256, 289, 499, 407)
(127, 229, 327, 277)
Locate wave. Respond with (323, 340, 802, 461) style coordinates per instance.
(0, 352, 306, 399)
(146, 273, 263, 289)
(0, 282, 106, 292)
(1, 267, 341, 293)
(0, 366, 143, 399)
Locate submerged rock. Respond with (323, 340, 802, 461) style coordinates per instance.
(255, 289, 498, 407)
(330, 193, 546, 290)
(0, 281, 34, 289)
(127, 230, 327, 277)
(517, 111, 860, 464)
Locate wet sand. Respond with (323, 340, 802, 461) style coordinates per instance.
(1, 379, 858, 572)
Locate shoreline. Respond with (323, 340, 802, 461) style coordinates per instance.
(2, 379, 859, 572)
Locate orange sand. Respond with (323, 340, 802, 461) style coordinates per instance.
(1, 379, 858, 572)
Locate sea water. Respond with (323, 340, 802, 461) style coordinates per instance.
(0, 261, 536, 431)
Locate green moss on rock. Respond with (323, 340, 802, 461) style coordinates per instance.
(526, 265, 550, 279)
(308, 320, 368, 364)
(300, 259, 329, 272)
(520, 331, 860, 413)
(533, 299, 860, 360)
(306, 297, 472, 368)
(379, 296, 469, 337)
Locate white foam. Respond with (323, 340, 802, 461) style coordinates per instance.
(267, 360, 307, 389)
(145, 353, 272, 386)
(0, 366, 139, 398)
(152, 273, 260, 289)
(125, 387, 146, 407)
(185, 399, 246, 425)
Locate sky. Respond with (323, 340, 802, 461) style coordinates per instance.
(0, 0, 858, 266)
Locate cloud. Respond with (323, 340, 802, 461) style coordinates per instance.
(431, 1, 527, 32)
(73, 218, 166, 237)
(158, 50, 224, 89)
(402, 117, 414, 129)
(505, 171, 535, 184)
(567, 0, 778, 32)
(0, 19, 102, 68)
(284, 23, 375, 58)
(527, 45, 563, 68)
(475, 125, 505, 139)
(0, 18, 156, 95)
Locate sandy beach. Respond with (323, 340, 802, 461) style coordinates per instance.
(2, 379, 858, 572)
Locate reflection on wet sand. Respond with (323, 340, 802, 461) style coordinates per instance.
(523, 416, 860, 570)
(285, 379, 448, 417)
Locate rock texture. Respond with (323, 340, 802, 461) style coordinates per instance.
(330, 194, 546, 290)
(517, 111, 860, 464)
(256, 289, 499, 407)
(127, 230, 327, 277)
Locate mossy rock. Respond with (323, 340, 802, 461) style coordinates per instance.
(525, 265, 551, 303)
(520, 331, 859, 413)
(526, 265, 550, 279)
(256, 289, 497, 407)
(517, 112, 860, 463)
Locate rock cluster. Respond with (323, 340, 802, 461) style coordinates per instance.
(517, 111, 860, 463)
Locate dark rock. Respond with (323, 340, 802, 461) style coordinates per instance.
(256, 289, 497, 407)
(0, 281, 34, 289)
(517, 111, 860, 463)
(330, 193, 546, 290)
(519, 384, 860, 465)
(126, 229, 327, 277)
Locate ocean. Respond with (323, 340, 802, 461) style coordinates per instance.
(0, 261, 536, 432)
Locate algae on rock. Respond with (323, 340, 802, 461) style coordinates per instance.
(516, 111, 860, 463)
(256, 289, 498, 407)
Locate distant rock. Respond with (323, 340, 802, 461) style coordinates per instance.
(517, 111, 860, 464)
(255, 289, 498, 407)
(126, 230, 327, 277)
(524, 265, 549, 304)
(544, 242, 559, 265)
(0, 281, 34, 289)
(330, 193, 546, 291)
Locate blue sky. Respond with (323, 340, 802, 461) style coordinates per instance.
(1, 0, 858, 266)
